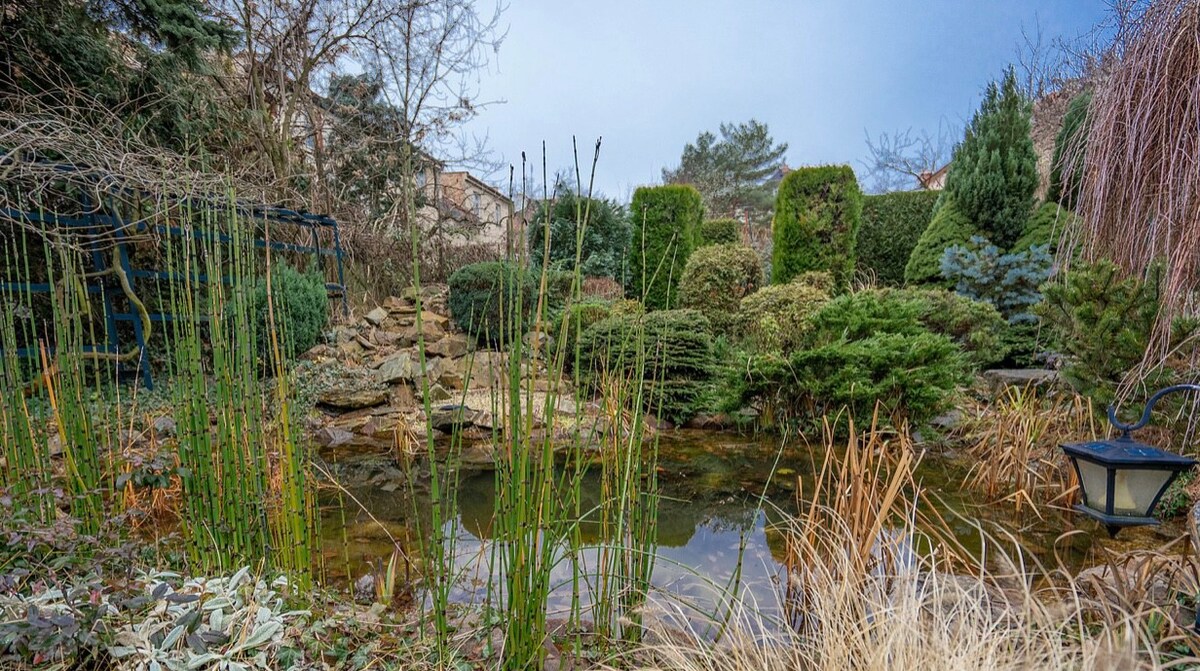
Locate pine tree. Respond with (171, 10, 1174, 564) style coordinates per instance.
(944, 68, 1038, 250)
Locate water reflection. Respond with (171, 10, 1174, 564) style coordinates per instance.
(321, 429, 1182, 627)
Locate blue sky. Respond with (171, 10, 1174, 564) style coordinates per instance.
(463, 1, 1109, 201)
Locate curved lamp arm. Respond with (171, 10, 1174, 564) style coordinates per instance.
(1108, 383, 1200, 439)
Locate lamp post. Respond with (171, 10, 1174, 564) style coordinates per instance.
(1060, 384, 1200, 537)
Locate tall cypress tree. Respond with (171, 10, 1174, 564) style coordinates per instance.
(944, 68, 1038, 250)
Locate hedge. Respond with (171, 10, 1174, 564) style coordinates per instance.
(857, 190, 940, 286)
(696, 218, 740, 246)
(627, 185, 704, 310)
(904, 195, 979, 286)
(771, 165, 862, 289)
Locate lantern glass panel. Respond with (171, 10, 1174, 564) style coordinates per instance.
(1076, 459, 1111, 511)
(1111, 468, 1174, 516)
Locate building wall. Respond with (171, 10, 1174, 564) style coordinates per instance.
(438, 172, 511, 246)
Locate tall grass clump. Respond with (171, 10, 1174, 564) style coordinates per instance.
(617, 411, 1198, 670)
(163, 196, 317, 585)
(1061, 0, 1200, 361)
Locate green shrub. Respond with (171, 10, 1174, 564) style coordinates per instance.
(1048, 90, 1092, 209)
(528, 187, 629, 281)
(248, 262, 329, 362)
(793, 270, 835, 294)
(1013, 201, 1075, 255)
(857, 190, 940, 285)
(940, 237, 1052, 325)
(679, 243, 763, 332)
(759, 291, 967, 426)
(736, 280, 831, 354)
(555, 300, 613, 367)
(944, 67, 1038, 249)
(448, 261, 536, 345)
(578, 309, 715, 423)
(696, 218, 740, 246)
(771, 165, 863, 289)
(738, 331, 966, 430)
(904, 195, 979, 286)
(1038, 261, 1182, 409)
(870, 287, 1010, 368)
(627, 184, 704, 310)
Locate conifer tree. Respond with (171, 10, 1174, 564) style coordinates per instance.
(944, 68, 1038, 250)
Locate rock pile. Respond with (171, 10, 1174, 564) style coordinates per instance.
(303, 284, 580, 454)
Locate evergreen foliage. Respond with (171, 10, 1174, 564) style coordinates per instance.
(737, 292, 967, 429)
(904, 196, 980, 286)
(448, 261, 537, 345)
(1048, 90, 1093, 209)
(943, 67, 1038, 250)
(554, 300, 614, 368)
(1038, 261, 1196, 408)
(1013, 202, 1075, 255)
(4, 1, 238, 150)
(662, 120, 788, 218)
(577, 309, 715, 423)
(627, 185, 703, 310)
(857, 190, 941, 285)
(248, 262, 330, 362)
(696, 218, 741, 247)
(527, 186, 630, 281)
(679, 244, 763, 332)
(940, 237, 1052, 325)
(736, 277, 832, 354)
(771, 165, 863, 289)
(869, 287, 1010, 369)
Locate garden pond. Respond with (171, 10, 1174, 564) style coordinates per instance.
(318, 429, 1186, 626)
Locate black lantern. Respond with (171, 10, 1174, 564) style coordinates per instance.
(1061, 384, 1199, 537)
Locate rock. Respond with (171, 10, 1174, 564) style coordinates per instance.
(460, 443, 496, 468)
(47, 434, 62, 457)
(314, 426, 355, 448)
(426, 334, 469, 358)
(332, 326, 358, 344)
(375, 352, 414, 385)
(374, 330, 407, 347)
(430, 404, 476, 432)
(152, 416, 177, 437)
(523, 329, 555, 355)
(930, 409, 964, 431)
(382, 296, 410, 312)
(419, 311, 449, 329)
(683, 413, 732, 430)
(982, 369, 1059, 393)
(424, 383, 453, 403)
(364, 306, 389, 326)
(355, 335, 377, 351)
(318, 388, 389, 410)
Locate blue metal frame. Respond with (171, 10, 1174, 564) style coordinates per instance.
(0, 162, 347, 390)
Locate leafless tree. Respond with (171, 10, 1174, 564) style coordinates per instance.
(861, 120, 957, 194)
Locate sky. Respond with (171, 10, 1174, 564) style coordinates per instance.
(461, 0, 1110, 202)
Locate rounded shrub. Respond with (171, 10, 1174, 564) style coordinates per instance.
(696, 218, 740, 246)
(249, 262, 329, 362)
(554, 299, 613, 366)
(679, 243, 763, 332)
(904, 195, 979, 286)
(736, 279, 831, 354)
(737, 290, 969, 430)
(448, 261, 536, 345)
(577, 308, 714, 424)
(627, 184, 704, 310)
(771, 165, 862, 290)
(857, 190, 940, 286)
(871, 287, 1010, 369)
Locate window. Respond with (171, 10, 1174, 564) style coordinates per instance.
(415, 170, 427, 189)
(473, 193, 482, 216)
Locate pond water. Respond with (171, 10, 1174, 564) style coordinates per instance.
(319, 429, 1186, 626)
